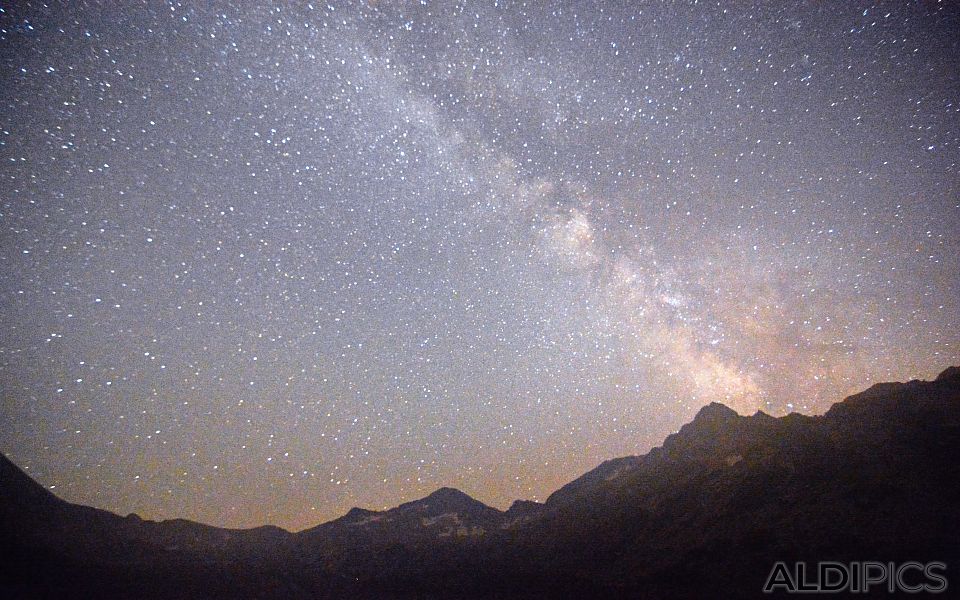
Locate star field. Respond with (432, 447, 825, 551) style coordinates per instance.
(1, 1, 958, 530)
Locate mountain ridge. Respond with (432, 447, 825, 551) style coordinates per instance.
(2, 366, 959, 599)
(7, 366, 956, 534)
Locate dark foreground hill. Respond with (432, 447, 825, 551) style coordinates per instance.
(2, 367, 959, 599)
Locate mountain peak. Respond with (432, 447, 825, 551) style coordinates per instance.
(343, 506, 377, 521)
(936, 366, 960, 382)
(398, 487, 496, 516)
(426, 486, 471, 500)
(693, 402, 739, 423)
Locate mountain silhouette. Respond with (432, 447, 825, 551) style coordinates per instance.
(2, 366, 959, 599)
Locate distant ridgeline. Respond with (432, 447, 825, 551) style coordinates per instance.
(2, 367, 959, 599)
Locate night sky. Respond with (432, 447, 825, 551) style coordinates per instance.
(1, 1, 958, 531)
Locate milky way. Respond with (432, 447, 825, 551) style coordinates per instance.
(1, 1, 958, 530)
